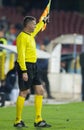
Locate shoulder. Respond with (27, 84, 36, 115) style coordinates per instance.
(17, 32, 29, 41)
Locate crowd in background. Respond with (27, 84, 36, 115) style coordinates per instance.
(0, 16, 22, 45)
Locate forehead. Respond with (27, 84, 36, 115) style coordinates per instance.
(28, 20, 36, 25)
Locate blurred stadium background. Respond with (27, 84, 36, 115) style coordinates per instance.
(0, 0, 84, 106)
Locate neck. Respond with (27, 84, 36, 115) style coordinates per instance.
(23, 28, 31, 35)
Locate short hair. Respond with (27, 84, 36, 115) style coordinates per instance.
(23, 16, 36, 27)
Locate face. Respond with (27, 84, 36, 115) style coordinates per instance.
(27, 20, 36, 33)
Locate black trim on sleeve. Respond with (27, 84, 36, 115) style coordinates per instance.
(42, 20, 46, 24)
(21, 70, 27, 73)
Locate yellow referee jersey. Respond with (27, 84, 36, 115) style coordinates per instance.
(17, 21, 44, 71)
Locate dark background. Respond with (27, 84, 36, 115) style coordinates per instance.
(2, 0, 84, 13)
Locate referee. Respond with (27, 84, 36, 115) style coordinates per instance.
(13, 16, 51, 128)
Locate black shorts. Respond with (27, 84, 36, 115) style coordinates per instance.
(16, 62, 41, 91)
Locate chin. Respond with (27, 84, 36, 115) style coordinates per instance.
(31, 30, 34, 33)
